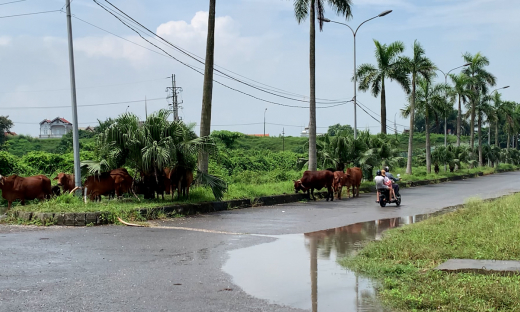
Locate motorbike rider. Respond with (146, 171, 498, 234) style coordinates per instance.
(384, 166, 400, 196)
(374, 169, 388, 203)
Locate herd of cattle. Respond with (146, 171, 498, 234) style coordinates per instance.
(294, 167, 362, 201)
(0, 166, 194, 210)
(0, 165, 361, 210)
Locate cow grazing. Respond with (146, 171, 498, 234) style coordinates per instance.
(344, 167, 362, 198)
(294, 170, 334, 201)
(51, 185, 61, 197)
(0, 174, 52, 210)
(84, 168, 133, 201)
(170, 166, 194, 200)
(135, 170, 168, 200)
(53, 173, 75, 194)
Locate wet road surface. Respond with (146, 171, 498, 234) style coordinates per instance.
(1, 172, 519, 311)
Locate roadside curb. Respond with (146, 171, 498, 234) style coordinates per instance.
(7, 168, 518, 226)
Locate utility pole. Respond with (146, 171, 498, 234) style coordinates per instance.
(394, 112, 398, 140)
(282, 128, 285, 152)
(145, 96, 148, 119)
(65, 0, 81, 194)
(166, 74, 183, 121)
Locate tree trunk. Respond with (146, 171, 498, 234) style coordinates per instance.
(197, 0, 216, 174)
(307, 0, 317, 171)
(381, 78, 387, 134)
(507, 133, 510, 151)
(457, 94, 461, 146)
(406, 74, 416, 175)
(478, 114, 483, 167)
(470, 85, 475, 149)
(425, 108, 431, 174)
(495, 122, 499, 147)
(434, 112, 440, 134)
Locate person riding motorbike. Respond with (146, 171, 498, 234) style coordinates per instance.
(381, 170, 396, 201)
(374, 170, 388, 203)
(384, 166, 400, 196)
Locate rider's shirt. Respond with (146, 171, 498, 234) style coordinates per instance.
(374, 176, 387, 190)
(386, 172, 398, 182)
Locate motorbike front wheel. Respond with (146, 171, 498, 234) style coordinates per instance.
(379, 195, 387, 207)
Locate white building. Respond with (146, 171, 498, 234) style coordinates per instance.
(39, 117, 73, 139)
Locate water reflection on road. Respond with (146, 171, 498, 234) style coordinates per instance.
(223, 211, 445, 312)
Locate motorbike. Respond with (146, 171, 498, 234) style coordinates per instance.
(378, 187, 401, 207)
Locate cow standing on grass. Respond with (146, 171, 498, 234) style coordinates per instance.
(170, 166, 194, 200)
(0, 174, 52, 210)
(294, 170, 334, 201)
(84, 168, 133, 201)
(54, 173, 75, 194)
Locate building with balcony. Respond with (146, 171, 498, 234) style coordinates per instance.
(39, 117, 73, 139)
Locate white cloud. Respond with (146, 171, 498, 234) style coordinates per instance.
(74, 35, 150, 66)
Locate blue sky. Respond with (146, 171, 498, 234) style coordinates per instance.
(1, 0, 518, 137)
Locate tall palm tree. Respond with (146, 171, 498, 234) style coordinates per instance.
(462, 52, 496, 149)
(402, 78, 447, 173)
(294, 0, 352, 171)
(198, 0, 217, 174)
(356, 40, 410, 134)
(400, 40, 436, 175)
(490, 92, 504, 147)
(449, 73, 471, 146)
(475, 94, 492, 167)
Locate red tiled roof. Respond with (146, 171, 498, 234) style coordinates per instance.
(3, 132, 16, 137)
(59, 117, 71, 124)
(248, 134, 269, 137)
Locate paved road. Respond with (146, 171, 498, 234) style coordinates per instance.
(1, 172, 519, 312)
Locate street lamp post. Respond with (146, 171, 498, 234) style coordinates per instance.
(264, 108, 267, 137)
(319, 10, 392, 139)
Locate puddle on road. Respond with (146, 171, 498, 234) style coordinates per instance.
(223, 209, 454, 312)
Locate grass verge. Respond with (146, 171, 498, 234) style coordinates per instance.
(341, 193, 520, 312)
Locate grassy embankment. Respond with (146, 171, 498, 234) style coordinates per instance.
(341, 194, 520, 312)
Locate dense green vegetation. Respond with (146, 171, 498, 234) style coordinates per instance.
(341, 194, 520, 311)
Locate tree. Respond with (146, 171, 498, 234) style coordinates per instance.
(462, 52, 496, 149)
(326, 123, 354, 136)
(489, 92, 505, 147)
(0, 116, 14, 147)
(475, 93, 493, 167)
(293, 0, 352, 171)
(198, 0, 217, 174)
(449, 73, 471, 146)
(95, 110, 227, 200)
(356, 40, 410, 134)
(402, 78, 448, 173)
(401, 40, 436, 175)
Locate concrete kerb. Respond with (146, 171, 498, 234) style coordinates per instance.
(8, 168, 519, 226)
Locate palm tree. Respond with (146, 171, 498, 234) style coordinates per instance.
(449, 73, 471, 146)
(293, 0, 352, 171)
(94, 110, 227, 200)
(475, 94, 493, 167)
(356, 40, 410, 134)
(462, 52, 496, 149)
(402, 78, 447, 173)
(400, 40, 436, 175)
(198, 0, 217, 174)
(490, 92, 504, 147)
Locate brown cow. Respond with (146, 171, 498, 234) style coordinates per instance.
(333, 171, 348, 199)
(53, 173, 75, 194)
(0, 174, 52, 210)
(85, 168, 133, 201)
(170, 166, 194, 200)
(294, 170, 334, 201)
(344, 167, 362, 198)
(163, 168, 172, 195)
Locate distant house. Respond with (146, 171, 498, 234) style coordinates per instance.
(78, 126, 95, 132)
(39, 117, 73, 139)
(3, 131, 16, 137)
(248, 134, 269, 137)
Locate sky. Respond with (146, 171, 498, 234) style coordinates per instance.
(1, 0, 518, 137)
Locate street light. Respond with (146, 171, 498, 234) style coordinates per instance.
(264, 108, 267, 137)
(319, 10, 392, 139)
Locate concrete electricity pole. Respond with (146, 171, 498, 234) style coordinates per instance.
(65, 0, 81, 194)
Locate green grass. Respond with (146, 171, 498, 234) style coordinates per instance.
(341, 194, 520, 312)
(393, 163, 517, 183)
(232, 136, 307, 153)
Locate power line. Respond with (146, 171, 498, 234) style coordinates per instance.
(0, 77, 168, 94)
(90, 1, 350, 110)
(0, 10, 60, 19)
(94, 0, 350, 106)
(0, 0, 26, 6)
(2, 96, 164, 109)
